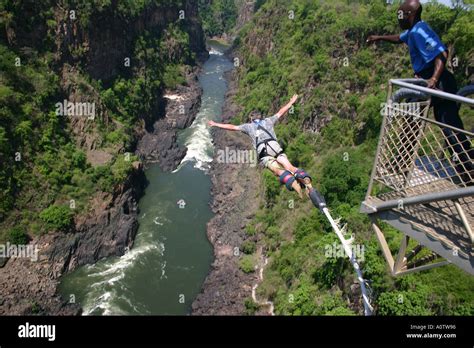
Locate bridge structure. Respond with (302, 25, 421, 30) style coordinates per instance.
(360, 79, 474, 276)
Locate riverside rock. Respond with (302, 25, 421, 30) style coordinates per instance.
(192, 68, 262, 315)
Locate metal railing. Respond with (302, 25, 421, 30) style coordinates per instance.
(368, 80, 473, 196)
(362, 78, 473, 275)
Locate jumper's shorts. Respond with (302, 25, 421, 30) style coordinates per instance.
(258, 140, 287, 168)
(257, 140, 286, 168)
(260, 153, 288, 168)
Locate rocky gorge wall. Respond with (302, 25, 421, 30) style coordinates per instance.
(0, 0, 207, 315)
(192, 68, 264, 315)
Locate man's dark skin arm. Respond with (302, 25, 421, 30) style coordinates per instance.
(424, 51, 448, 88)
(366, 34, 402, 44)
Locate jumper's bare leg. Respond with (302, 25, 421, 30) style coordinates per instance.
(276, 154, 312, 196)
(275, 154, 298, 173)
(267, 159, 303, 199)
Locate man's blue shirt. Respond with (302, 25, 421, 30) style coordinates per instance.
(400, 21, 446, 73)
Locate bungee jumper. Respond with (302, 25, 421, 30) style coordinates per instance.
(208, 96, 372, 314)
(208, 94, 313, 199)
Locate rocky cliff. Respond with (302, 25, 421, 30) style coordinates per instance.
(192, 68, 263, 315)
(0, 0, 207, 315)
(191, 1, 260, 315)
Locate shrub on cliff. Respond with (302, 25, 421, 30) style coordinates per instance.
(239, 255, 256, 273)
(262, 170, 280, 204)
(7, 226, 28, 245)
(319, 147, 371, 207)
(242, 240, 256, 254)
(39, 205, 74, 232)
(244, 298, 260, 315)
(111, 154, 138, 183)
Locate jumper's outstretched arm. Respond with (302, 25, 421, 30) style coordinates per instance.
(208, 120, 240, 131)
(275, 94, 298, 120)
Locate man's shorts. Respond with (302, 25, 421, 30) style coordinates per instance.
(260, 153, 288, 169)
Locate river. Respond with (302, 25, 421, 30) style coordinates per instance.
(59, 41, 234, 315)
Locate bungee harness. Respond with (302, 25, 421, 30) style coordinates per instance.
(253, 120, 284, 160)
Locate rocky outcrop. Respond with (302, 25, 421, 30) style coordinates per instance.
(192, 69, 262, 315)
(53, 2, 206, 83)
(0, 164, 146, 315)
(234, 0, 256, 35)
(136, 68, 204, 172)
(50, 165, 146, 274)
(0, 252, 80, 315)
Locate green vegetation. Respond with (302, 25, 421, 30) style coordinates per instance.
(233, 0, 474, 315)
(39, 205, 74, 232)
(241, 240, 256, 254)
(239, 254, 257, 273)
(7, 226, 28, 245)
(199, 0, 238, 37)
(29, 301, 42, 315)
(244, 297, 260, 315)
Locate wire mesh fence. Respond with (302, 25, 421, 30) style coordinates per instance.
(364, 80, 474, 270)
(374, 100, 473, 195)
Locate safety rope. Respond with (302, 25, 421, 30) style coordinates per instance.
(309, 188, 373, 316)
